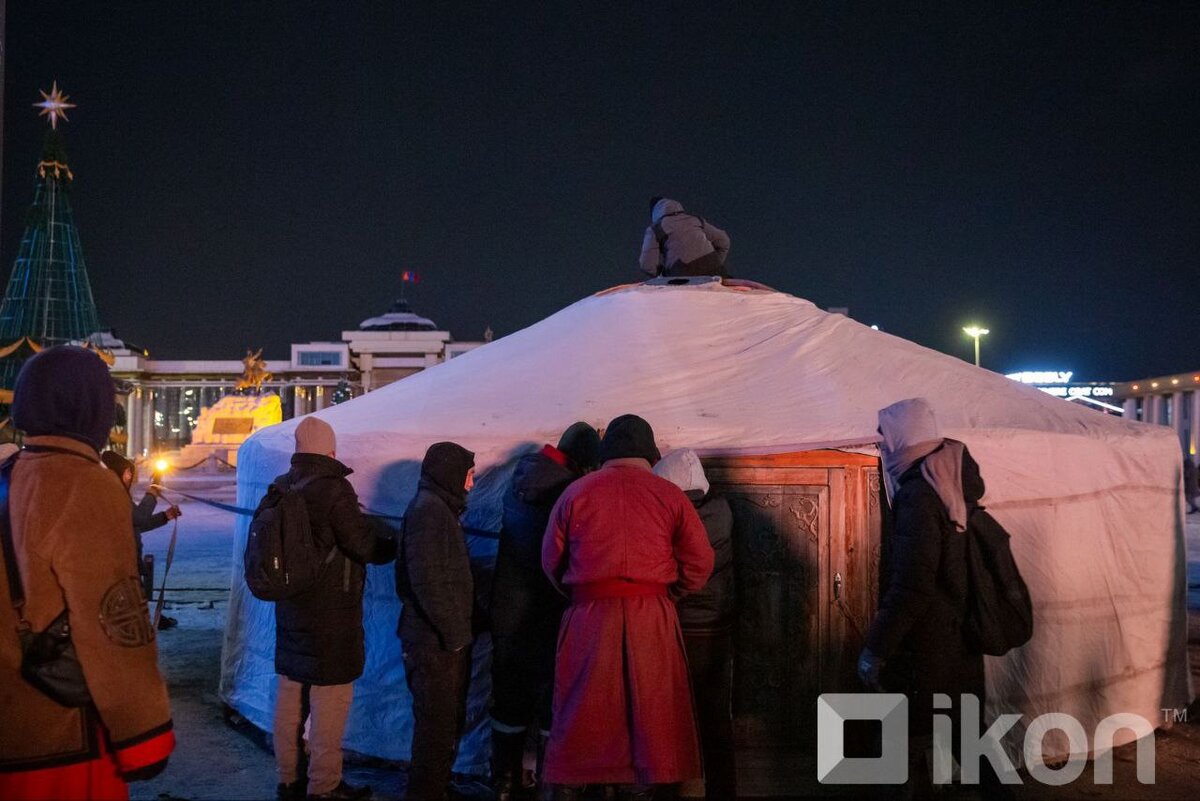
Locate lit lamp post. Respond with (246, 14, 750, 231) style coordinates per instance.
(962, 325, 989, 367)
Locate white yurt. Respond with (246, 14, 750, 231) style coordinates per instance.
(219, 278, 1191, 791)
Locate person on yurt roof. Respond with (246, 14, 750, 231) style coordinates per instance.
(639, 196, 730, 278)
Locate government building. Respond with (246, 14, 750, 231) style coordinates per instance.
(104, 299, 484, 459)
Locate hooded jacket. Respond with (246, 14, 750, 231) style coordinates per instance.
(491, 446, 576, 638)
(866, 444, 986, 695)
(653, 450, 734, 633)
(638, 198, 731, 277)
(272, 453, 396, 685)
(396, 442, 476, 651)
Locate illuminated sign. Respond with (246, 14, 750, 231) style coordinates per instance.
(1007, 371, 1073, 384)
(1005, 370, 1116, 403)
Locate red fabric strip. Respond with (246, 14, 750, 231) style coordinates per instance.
(540, 444, 570, 467)
(114, 730, 174, 774)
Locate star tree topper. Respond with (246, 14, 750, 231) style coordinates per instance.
(34, 81, 76, 129)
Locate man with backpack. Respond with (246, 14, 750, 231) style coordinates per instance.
(860, 398, 1021, 799)
(260, 416, 396, 801)
(395, 441, 477, 801)
(638, 197, 731, 278)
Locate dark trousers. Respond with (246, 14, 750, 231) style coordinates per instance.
(403, 641, 472, 801)
(664, 251, 727, 278)
(683, 632, 736, 801)
(491, 631, 556, 731)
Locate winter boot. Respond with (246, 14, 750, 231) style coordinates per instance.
(307, 780, 371, 800)
(492, 728, 527, 801)
(277, 781, 306, 801)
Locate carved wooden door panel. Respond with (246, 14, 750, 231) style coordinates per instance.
(725, 484, 828, 746)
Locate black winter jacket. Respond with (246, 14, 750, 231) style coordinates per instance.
(491, 447, 575, 639)
(132, 494, 170, 535)
(676, 492, 735, 634)
(396, 443, 475, 651)
(866, 446, 985, 697)
(273, 453, 396, 685)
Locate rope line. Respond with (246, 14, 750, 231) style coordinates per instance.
(156, 484, 499, 540)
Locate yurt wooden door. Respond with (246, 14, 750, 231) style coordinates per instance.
(704, 451, 884, 750)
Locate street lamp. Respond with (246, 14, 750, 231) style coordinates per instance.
(962, 326, 989, 367)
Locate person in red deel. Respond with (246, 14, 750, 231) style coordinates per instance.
(541, 415, 714, 801)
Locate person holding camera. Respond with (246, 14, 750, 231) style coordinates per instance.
(100, 451, 182, 630)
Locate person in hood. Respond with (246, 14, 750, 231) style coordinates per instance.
(271, 416, 396, 801)
(100, 451, 183, 628)
(652, 449, 735, 801)
(859, 398, 1009, 799)
(0, 346, 175, 801)
(397, 441, 477, 801)
(541, 415, 714, 800)
(490, 423, 601, 801)
(639, 197, 731, 278)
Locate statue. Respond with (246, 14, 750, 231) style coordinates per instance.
(236, 348, 272, 393)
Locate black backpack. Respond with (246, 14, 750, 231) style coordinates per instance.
(244, 475, 335, 601)
(963, 507, 1034, 656)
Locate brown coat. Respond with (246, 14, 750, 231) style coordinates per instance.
(0, 436, 174, 775)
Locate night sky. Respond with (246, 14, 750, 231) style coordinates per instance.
(3, 2, 1197, 380)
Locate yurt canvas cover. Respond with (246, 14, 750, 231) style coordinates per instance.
(220, 280, 1190, 773)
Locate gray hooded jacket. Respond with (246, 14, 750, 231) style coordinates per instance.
(639, 198, 731, 276)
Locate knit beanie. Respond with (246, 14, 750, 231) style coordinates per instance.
(557, 422, 601, 472)
(295, 416, 337, 455)
(101, 450, 134, 478)
(12, 346, 115, 452)
(599, 414, 661, 465)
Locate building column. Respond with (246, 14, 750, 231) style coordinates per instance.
(127, 387, 143, 457)
(1191, 391, 1200, 456)
(141, 388, 155, 458)
(1122, 398, 1138, 420)
(1172, 391, 1186, 448)
(313, 385, 326, 412)
(359, 354, 373, 394)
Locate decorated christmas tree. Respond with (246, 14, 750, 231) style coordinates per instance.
(0, 83, 103, 394)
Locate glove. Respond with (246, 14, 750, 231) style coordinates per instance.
(165, 505, 182, 520)
(857, 647, 885, 691)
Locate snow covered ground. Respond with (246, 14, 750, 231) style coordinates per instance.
(130, 485, 1200, 800)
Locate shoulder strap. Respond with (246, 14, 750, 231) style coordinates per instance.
(652, 220, 669, 256)
(0, 455, 31, 626)
(21, 444, 99, 464)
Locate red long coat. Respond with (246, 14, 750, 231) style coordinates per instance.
(541, 459, 714, 785)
